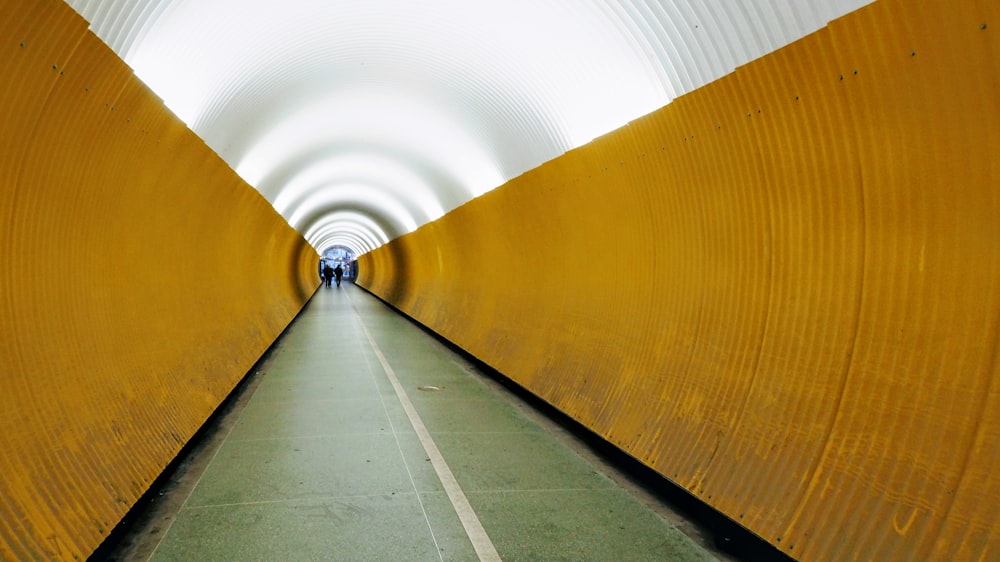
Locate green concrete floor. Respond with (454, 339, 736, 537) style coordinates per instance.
(113, 283, 727, 561)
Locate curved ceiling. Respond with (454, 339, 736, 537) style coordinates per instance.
(67, 0, 873, 257)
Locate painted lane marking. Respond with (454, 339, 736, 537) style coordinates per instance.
(350, 295, 501, 562)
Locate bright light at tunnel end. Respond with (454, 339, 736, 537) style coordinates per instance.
(65, 0, 878, 262)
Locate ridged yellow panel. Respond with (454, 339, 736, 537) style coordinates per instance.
(359, 1, 999, 560)
(0, 2, 318, 560)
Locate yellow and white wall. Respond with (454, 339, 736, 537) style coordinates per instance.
(1, 4, 317, 560)
(1, 0, 998, 561)
(359, 2, 999, 561)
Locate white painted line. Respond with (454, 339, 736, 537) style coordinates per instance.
(351, 299, 502, 562)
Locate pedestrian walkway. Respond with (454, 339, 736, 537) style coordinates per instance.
(113, 283, 724, 561)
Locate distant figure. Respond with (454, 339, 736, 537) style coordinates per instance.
(333, 265, 344, 287)
(323, 264, 334, 287)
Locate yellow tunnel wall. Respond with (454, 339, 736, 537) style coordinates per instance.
(359, 1, 999, 561)
(0, 2, 318, 560)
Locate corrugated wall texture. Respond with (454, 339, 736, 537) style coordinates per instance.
(358, 1, 999, 560)
(0, 2, 318, 560)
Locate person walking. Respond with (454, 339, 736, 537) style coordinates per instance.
(323, 264, 334, 288)
(333, 264, 344, 287)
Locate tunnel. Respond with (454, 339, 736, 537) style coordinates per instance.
(1, 1, 998, 560)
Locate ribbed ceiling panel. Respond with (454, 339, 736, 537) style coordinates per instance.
(66, 0, 873, 255)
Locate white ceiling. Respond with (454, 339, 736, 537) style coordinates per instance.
(66, 0, 873, 256)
